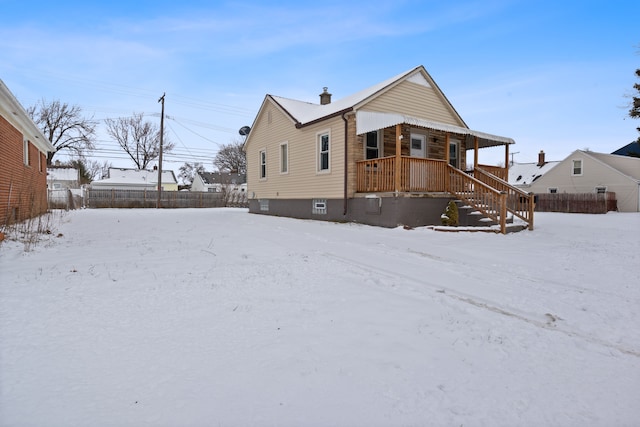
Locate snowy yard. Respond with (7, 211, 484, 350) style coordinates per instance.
(1, 208, 639, 427)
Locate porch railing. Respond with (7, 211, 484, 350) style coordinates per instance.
(448, 166, 508, 234)
(356, 156, 396, 192)
(473, 167, 535, 229)
(477, 164, 507, 181)
(356, 157, 534, 233)
(356, 157, 448, 192)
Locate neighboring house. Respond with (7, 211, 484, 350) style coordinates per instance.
(527, 149, 640, 212)
(508, 150, 560, 189)
(0, 79, 55, 225)
(612, 141, 640, 157)
(192, 171, 247, 192)
(90, 167, 178, 191)
(243, 65, 533, 231)
(47, 166, 80, 190)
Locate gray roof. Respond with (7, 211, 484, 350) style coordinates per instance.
(200, 172, 246, 185)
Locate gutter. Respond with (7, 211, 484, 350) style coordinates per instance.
(296, 107, 353, 129)
(342, 111, 350, 216)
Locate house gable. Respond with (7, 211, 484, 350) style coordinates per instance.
(530, 150, 640, 211)
(354, 68, 466, 128)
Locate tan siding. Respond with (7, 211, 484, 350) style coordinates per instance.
(361, 81, 463, 126)
(246, 101, 346, 199)
(530, 152, 640, 212)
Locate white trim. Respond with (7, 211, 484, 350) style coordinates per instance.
(259, 148, 267, 180)
(356, 110, 515, 147)
(279, 141, 289, 174)
(409, 132, 426, 158)
(449, 139, 460, 168)
(316, 129, 331, 174)
(571, 159, 583, 176)
(23, 138, 30, 166)
(0, 79, 54, 153)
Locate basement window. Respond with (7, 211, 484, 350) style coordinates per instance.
(595, 186, 607, 194)
(312, 199, 327, 215)
(259, 199, 269, 212)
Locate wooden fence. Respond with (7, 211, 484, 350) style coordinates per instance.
(85, 189, 228, 209)
(534, 192, 617, 214)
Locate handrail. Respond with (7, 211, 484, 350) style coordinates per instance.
(446, 165, 507, 234)
(474, 167, 534, 230)
(355, 157, 532, 233)
(477, 164, 507, 181)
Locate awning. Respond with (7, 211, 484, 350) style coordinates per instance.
(356, 111, 515, 148)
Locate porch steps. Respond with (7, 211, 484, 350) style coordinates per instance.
(454, 200, 514, 227)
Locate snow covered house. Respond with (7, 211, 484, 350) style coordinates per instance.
(90, 167, 178, 191)
(47, 166, 80, 190)
(508, 151, 560, 189)
(243, 65, 534, 232)
(0, 79, 55, 225)
(526, 150, 640, 212)
(191, 171, 246, 193)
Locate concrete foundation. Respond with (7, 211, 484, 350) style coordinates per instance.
(248, 194, 453, 228)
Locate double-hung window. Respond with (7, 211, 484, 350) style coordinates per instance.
(280, 142, 288, 174)
(317, 132, 330, 172)
(259, 149, 267, 179)
(571, 159, 583, 176)
(23, 139, 30, 166)
(365, 131, 380, 159)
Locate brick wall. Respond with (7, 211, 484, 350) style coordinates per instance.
(0, 114, 49, 225)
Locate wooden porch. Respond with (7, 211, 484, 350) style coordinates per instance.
(355, 157, 534, 234)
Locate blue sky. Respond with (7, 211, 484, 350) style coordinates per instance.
(1, 0, 638, 170)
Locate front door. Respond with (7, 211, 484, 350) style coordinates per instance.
(410, 134, 426, 190)
(410, 134, 426, 158)
(449, 139, 459, 168)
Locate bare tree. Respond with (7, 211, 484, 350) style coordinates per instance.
(105, 112, 174, 169)
(213, 139, 246, 175)
(178, 162, 205, 186)
(27, 99, 97, 165)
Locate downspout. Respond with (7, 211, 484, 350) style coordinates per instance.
(342, 112, 349, 216)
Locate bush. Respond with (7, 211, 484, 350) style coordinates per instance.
(441, 201, 459, 226)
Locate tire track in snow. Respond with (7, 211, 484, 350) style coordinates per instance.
(320, 251, 640, 359)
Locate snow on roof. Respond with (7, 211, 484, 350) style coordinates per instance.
(270, 66, 423, 126)
(508, 161, 560, 186)
(47, 167, 79, 181)
(268, 65, 513, 147)
(93, 168, 177, 186)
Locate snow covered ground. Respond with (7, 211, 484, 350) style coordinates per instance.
(1, 208, 639, 427)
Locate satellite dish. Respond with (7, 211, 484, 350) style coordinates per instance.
(239, 126, 251, 136)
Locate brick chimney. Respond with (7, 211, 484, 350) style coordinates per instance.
(319, 87, 332, 105)
(537, 150, 546, 167)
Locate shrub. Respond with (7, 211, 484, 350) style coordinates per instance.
(441, 201, 459, 226)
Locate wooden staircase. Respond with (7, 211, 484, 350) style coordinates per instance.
(446, 165, 534, 234)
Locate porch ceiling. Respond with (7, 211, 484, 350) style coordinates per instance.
(356, 110, 515, 148)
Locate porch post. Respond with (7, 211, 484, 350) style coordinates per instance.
(395, 124, 402, 192)
(505, 143, 510, 170)
(445, 133, 450, 165)
(474, 136, 479, 169)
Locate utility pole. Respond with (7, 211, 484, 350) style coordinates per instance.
(157, 93, 165, 209)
